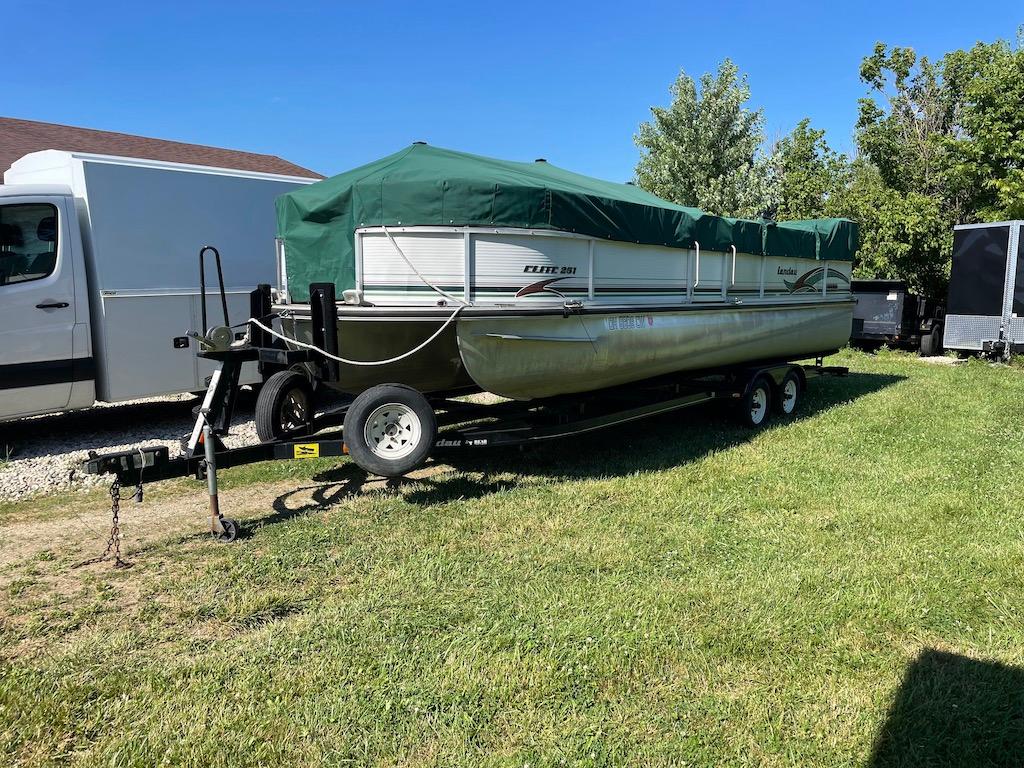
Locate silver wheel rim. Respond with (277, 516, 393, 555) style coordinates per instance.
(750, 386, 768, 424)
(280, 389, 309, 430)
(781, 379, 798, 414)
(364, 403, 421, 460)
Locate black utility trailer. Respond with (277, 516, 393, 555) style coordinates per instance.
(81, 274, 847, 546)
(850, 279, 944, 355)
(943, 221, 1024, 359)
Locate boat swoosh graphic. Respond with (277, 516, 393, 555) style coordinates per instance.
(515, 277, 569, 298)
(784, 267, 850, 294)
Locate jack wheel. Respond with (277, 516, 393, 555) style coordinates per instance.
(737, 375, 772, 429)
(255, 370, 315, 442)
(344, 384, 436, 477)
(773, 370, 802, 417)
(215, 518, 239, 543)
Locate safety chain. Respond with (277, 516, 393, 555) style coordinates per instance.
(104, 479, 130, 568)
(74, 479, 133, 569)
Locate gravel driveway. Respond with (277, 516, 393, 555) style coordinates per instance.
(0, 393, 264, 501)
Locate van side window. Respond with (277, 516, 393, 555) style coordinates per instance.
(0, 204, 59, 286)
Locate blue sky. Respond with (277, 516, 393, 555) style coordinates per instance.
(6, 0, 1022, 180)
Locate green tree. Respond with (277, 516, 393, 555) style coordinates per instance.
(634, 60, 778, 218)
(850, 35, 1024, 294)
(944, 35, 1024, 220)
(848, 42, 969, 294)
(827, 161, 950, 298)
(856, 43, 964, 200)
(771, 118, 848, 220)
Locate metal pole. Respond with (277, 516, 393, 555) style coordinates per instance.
(203, 420, 224, 535)
(693, 242, 701, 290)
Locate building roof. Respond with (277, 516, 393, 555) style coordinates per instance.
(0, 116, 323, 180)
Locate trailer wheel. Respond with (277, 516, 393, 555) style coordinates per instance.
(737, 375, 772, 429)
(773, 370, 802, 417)
(255, 370, 315, 442)
(344, 384, 436, 477)
(920, 325, 942, 356)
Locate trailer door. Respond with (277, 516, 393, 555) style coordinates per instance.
(947, 225, 1010, 316)
(0, 199, 78, 418)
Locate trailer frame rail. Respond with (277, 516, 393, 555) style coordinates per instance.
(83, 362, 847, 489)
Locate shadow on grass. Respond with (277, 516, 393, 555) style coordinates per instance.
(264, 470, 374, 526)
(420, 370, 902, 486)
(869, 649, 1024, 768)
(256, 370, 903, 518)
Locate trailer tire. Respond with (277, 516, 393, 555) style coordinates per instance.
(737, 375, 773, 429)
(344, 384, 436, 477)
(920, 325, 942, 356)
(255, 371, 315, 442)
(773, 369, 802, 417)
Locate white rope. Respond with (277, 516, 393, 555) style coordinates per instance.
(248, 306, 463, 366)
(246, 225, 469, 367)
(381, 224, 469, 306)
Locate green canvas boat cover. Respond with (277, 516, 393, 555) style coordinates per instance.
(276, 143, 858, 301)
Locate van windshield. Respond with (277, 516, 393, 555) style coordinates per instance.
(0, 203, 58, 286)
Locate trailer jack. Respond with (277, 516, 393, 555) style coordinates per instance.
(202, 420, 238, 542)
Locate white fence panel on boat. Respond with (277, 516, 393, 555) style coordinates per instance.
(360, 231, 465, 304)
(762, 256, 850, 297)
(472, 233, 588, 302)
(731, 252, 762, 295)
(691, 249, 727, 301)
(592, 241, 688, 304)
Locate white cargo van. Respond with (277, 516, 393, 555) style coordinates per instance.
(0, 150, 314, 421)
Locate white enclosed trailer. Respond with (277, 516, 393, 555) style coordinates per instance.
(0, 150, 314, 421)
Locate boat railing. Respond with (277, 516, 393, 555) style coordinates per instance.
(351, 227, 842, 308)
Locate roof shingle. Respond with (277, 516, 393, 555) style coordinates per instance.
(0, 116, 323, 180)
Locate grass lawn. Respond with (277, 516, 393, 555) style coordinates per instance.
(1, 349, 1023, 766)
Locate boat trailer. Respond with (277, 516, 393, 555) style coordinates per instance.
(81, 277, 847, 548)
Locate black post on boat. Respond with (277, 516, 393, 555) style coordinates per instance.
(249, 284, 273, 350)
(310, 282, 341, 382)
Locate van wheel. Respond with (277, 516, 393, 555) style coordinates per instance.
(773, 370, 802, 417)
(255, 371, 315, 442)
(737, 375, 772, 429)
(344, 385, 436, 477)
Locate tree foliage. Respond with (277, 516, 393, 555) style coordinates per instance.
(635, 36, 1024, 297)
(944, 36, 1024, 220)
(826, 161, 950, 297)
(771, 118, 848, 220)
(634, 60, 778, 218)
(856, 43, 964, 200)
(848, 36, 1024, 293)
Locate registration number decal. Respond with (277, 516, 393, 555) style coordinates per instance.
(606, 315, 654, 331)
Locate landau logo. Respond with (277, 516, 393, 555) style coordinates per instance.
(777, 266, 798, 276)
(435, 438, 488, 447)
